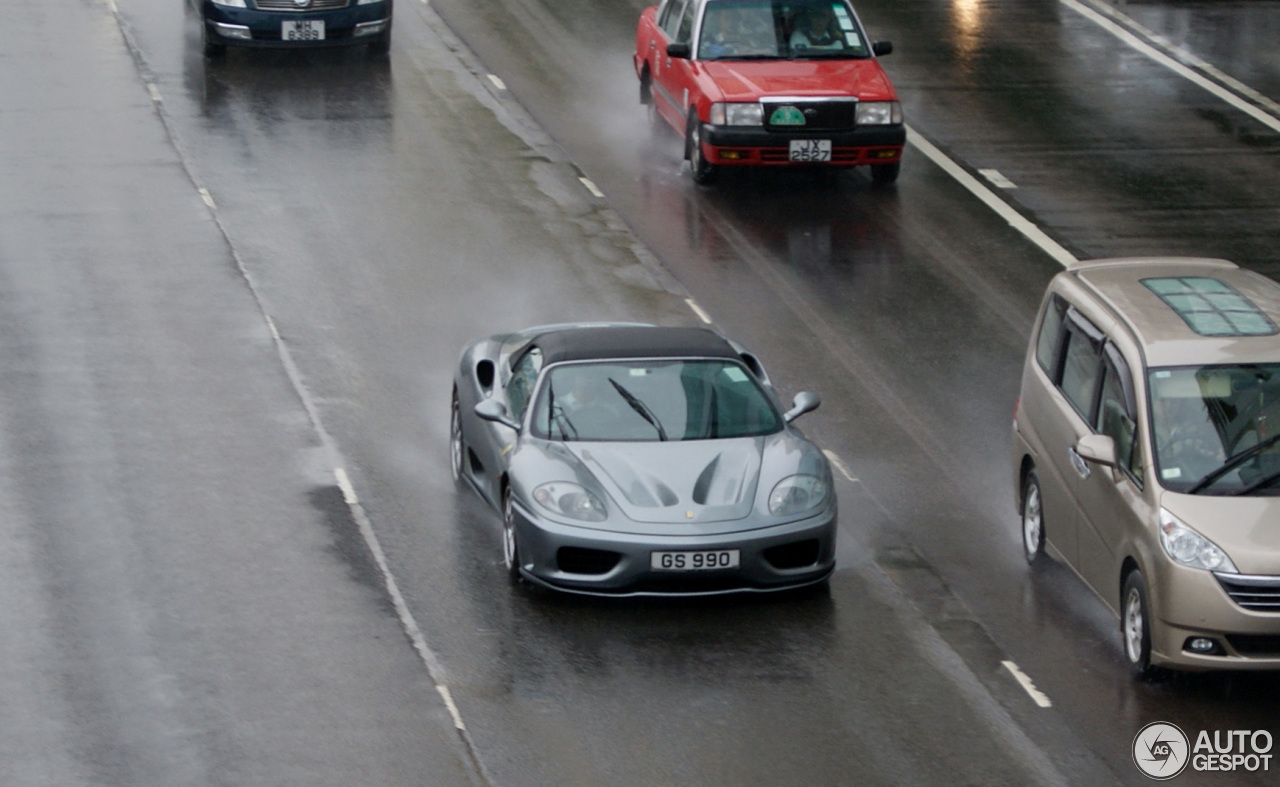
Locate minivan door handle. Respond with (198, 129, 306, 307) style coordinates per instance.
(1069, 447, 1091, 479)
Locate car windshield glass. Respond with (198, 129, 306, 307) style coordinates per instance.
(531, 359, 782, 442)
(1149, 364, 1280, 495)
(697, 0, 868, 61)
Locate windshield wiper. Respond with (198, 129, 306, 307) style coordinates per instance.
(1232, 469, 1280, 496)
(546, 379, 577, 440)
(607, 378, 667, 441)
(1188, 432, 1280, 494)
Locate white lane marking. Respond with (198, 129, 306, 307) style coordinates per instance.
(578, 177, 604, 198)
(684, 298, 713, 324)
(978, 168, 1016, 189)
(198, 188, 216, 210)
(265, 314, 282, 342)
(1061, 0, 1280, 135)
(334, 467, 359, 505)
(436, 685, 467, 730)
(822, 449, 858, 483)
(486, 74, 506, 91)
(1002, 660, 1052, 708)
(146, 83, 162, 104)
(906, 127, 1079, 269)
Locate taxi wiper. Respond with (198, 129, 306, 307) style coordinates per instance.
(607, 378, 667, 441)
(1188, 432, 1280, 494)
(711, 54, 785, 61)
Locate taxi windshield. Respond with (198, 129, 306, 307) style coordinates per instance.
(697, 0, 869, 61)
(1149, 364, 1280, 495)
(531, 359, 782, 442)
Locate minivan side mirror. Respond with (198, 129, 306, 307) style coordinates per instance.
(784, 391, 821, 423)
(667, 42, 691, 59)
(1076, 434, 1117, 468)
(872, 41, 893, 57)
(475, 399, 521, 431)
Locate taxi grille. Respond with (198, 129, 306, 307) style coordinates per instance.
(1215, 573, 1280, 612)
(254, 0, 350, 10)
(763, 101, 855, 132)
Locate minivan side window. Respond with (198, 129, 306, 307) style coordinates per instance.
(1097, 349, 1143, 482)
(1035, 294, 1067, 375)
(1060, 310, 1105, 420)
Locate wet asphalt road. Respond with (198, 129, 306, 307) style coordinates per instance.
(2, 0, 1279, 783)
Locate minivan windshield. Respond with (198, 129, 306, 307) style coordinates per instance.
(531, 359, 782, 442)
(697, 0, 869, 61)
(1150, 364, 1280, 495)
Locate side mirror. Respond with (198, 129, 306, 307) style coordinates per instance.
(475, 399, 521, 431)
(1076, 434, 1117, 468)
(872, 41, 893, 57)
(666, 42, 691, 59)
(784, 391, 821, 424)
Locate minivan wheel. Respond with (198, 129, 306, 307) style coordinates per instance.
(1021, 470, 1045, 565)
(1122, 570, 1154, 675)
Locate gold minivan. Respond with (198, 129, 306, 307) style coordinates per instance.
(1013, 257, 1280, 673)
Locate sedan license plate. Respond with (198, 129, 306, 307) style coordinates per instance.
(282, 19, 325, 42)
(651, 550, 740, 571)
(789, 139, 831, 163)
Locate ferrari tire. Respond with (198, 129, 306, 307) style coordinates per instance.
(450, 388, 465, 484)
(502, 488, 522, 584)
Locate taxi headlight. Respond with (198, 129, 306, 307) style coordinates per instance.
(533, 482, 607, 522)
(768, 475, 828, 516)
(1159, 508, 1238, 572)
(856, 101, 902, 125)
(710, 102, 763, 126)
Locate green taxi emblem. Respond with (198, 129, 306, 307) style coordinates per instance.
(769, 106, 806, 126)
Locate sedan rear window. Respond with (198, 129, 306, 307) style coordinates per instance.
(531, 360, 782, 442)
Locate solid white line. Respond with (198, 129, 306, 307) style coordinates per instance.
(906, 127, 1078, 269)
(198, 188, 216, 210)
(684, 298, 713, 324)
(436, 685, 467, 730)
(578, 177, 604, 198)
(978, 168, 1016, 189)
(334, 467, 359, 505)
(822, 449, 858, 483)
(1060, 0, 1280, 135)
(146, 83, 162, 104)
(1002, 660, 1052, 708)
(486, 74, 506, 91)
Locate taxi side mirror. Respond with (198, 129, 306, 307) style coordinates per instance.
(667, 42, 691, 59)
(872, 41, 893, 56)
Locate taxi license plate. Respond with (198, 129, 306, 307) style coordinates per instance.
(789, 139, 831, 163)
(282, 20, 325, 41)
(651, 550, 740, 571)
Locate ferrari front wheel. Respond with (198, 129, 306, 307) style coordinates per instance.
(502, 488, 522, 584)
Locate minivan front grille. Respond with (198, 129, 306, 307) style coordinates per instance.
(254, 0, 350, 10)
(1215, 573, 1280, 612)
(1226, 634, 1280, 656)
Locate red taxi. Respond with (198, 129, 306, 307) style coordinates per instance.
(635, 0, 905, 184)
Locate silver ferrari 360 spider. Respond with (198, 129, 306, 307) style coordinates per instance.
(450, 323, 837, 596)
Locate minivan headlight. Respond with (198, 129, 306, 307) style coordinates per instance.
(710, 102, 763, 126)
(768, 475, 828, 516)
(1159, 508, 1238, 572)
(533, 482, 607, 522)
(855, 101, 902, 125)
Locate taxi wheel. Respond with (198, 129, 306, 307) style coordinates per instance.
(1021, 470, 1045, 565)
(450, 388, 465, 484)
(502, 488, 522, 584)
(1122, 570, 1154, 676)
(870, 162, 899, 185)
(686, 113, 717, 184)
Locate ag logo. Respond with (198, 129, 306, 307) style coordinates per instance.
(1133, 722, 1190, 780)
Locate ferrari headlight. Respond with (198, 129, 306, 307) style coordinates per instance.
(768, 475, 828, 516)
(1159, 508, 1237, 572)
(710, 102, 763, 126)
(533, 482, 607, 522)
(855, 101, 902, 125)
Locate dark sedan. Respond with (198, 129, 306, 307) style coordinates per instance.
(194, 0, 392, 57)
(451, 323, 837, 597)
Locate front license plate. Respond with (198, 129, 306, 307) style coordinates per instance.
(282, 19, 325, 42)
(789, 139, 832, 163)
(651, 550, 740, 571)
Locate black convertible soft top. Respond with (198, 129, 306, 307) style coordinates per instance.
(529, 326, 740, 365)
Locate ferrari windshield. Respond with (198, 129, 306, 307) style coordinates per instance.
(531, 359, 782, 442)
(697, 0, 869, 61)
(1150, 364, 1280, 495)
